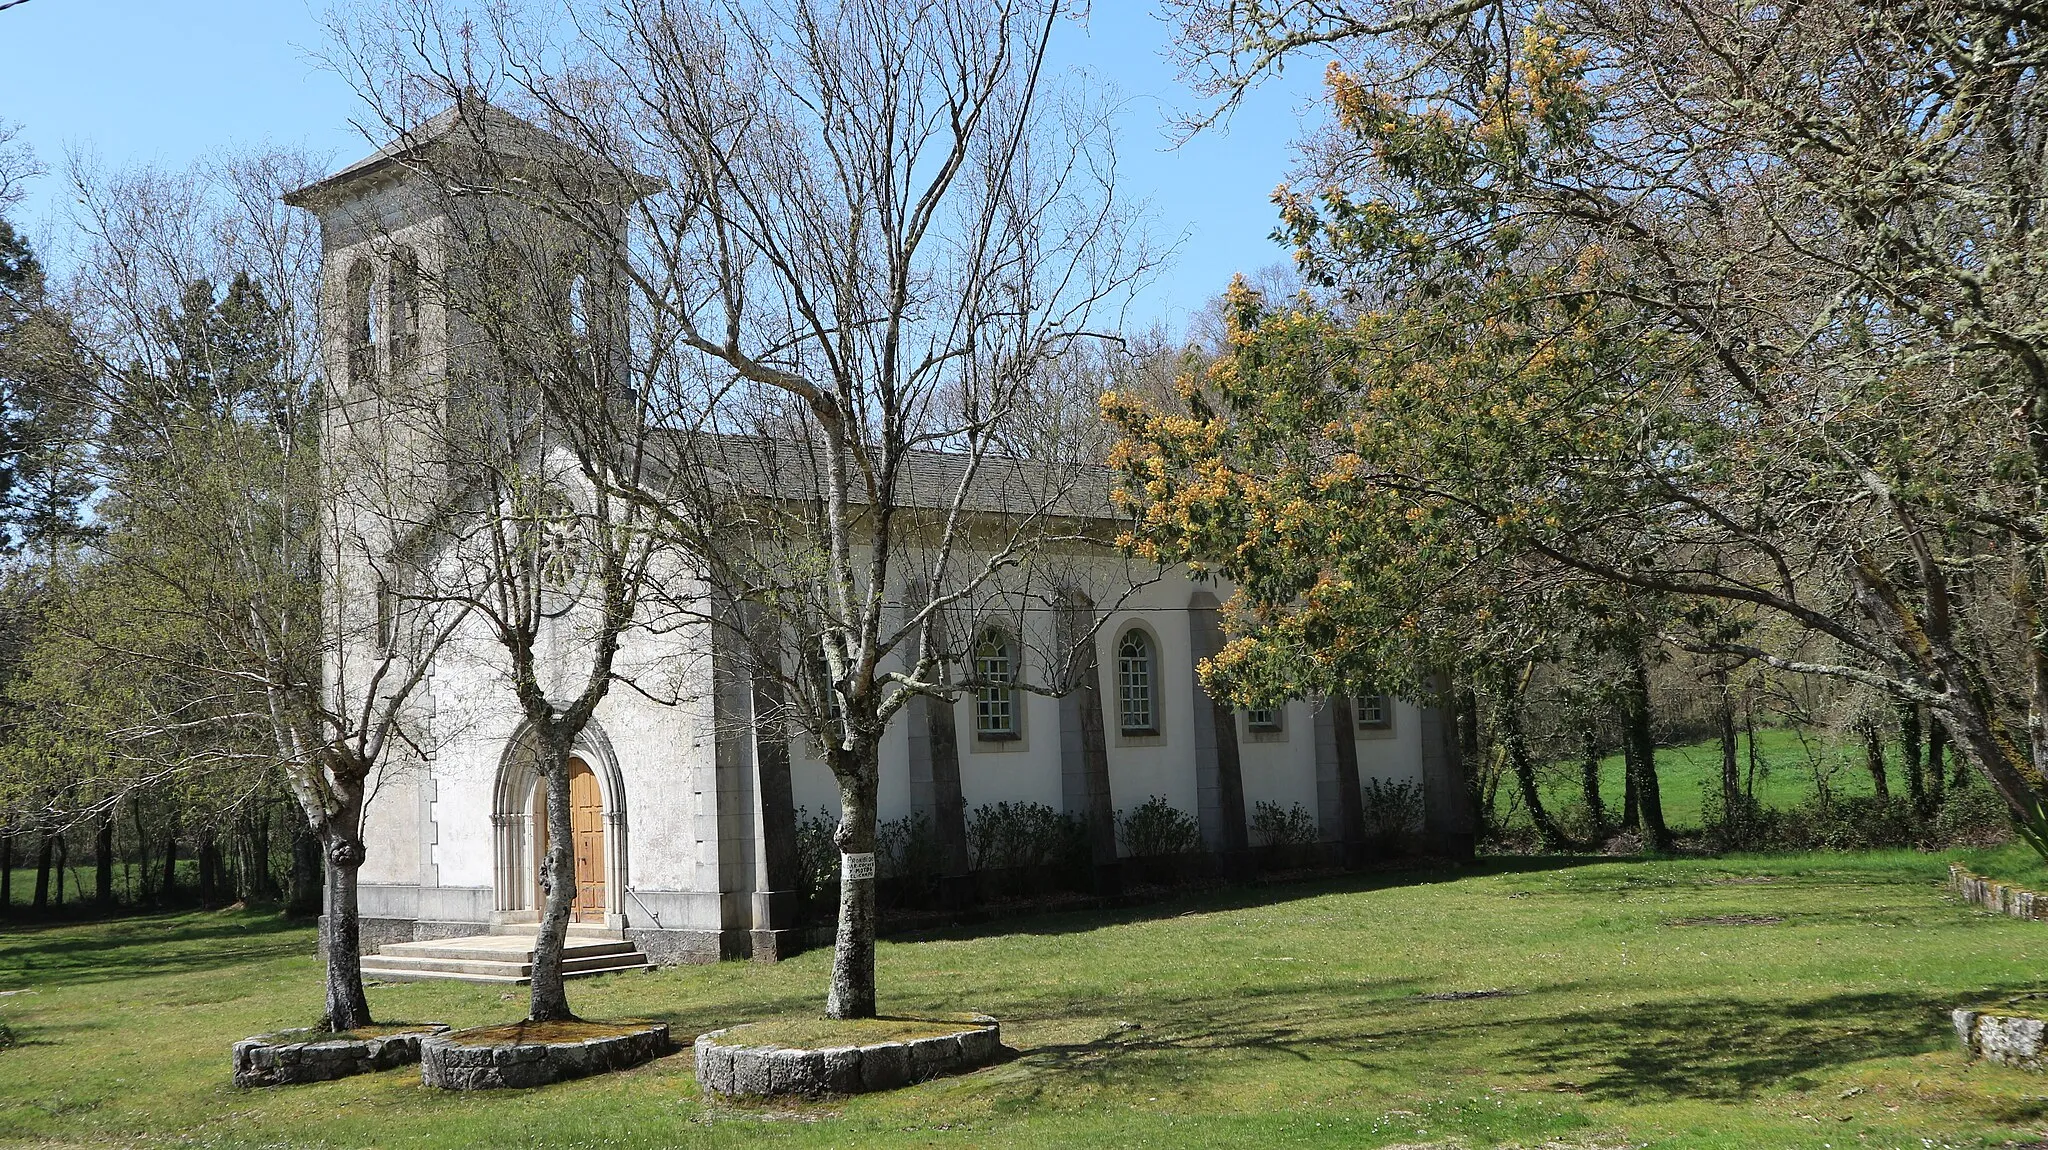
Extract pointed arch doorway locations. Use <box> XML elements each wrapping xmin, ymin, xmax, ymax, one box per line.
<box><xmin>493</xmin><ymin>726</ymin><xmax>628</xmax><ymax>929</ymax></box>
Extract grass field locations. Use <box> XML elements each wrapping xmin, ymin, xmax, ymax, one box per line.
<box><xmin>3</xmin><ymin>862</ymin><xmax>168</xmax><ymax>912</ymax></box>
<box><xmin>6</xmin><ymin>849</ymin><xmax>2048</xmax><ymax>1148</ymax></box>
<box><xmin>1518</xmin><ymin>728</ymin><xmax>1954</xmax><ymax>833</ymax></box>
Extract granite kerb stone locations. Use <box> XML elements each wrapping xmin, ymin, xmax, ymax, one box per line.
<box><xmin>694</xmin><ymin>1016</ymin><xmax>1002</xmax><ymax>1098</ymax></box>
<box><xmin>231</xmin><ymin>1024</ymin><xmax>450</xmax><ymax>1087</ymax></box>
<box><xmin>419</xmin><ymin>1023</ymin><xmax>672</xmax><ymax>1091</ymax></box>
<box><xmin>1956</xmin><ymin>1006</ymin><xmax>2048</xmax><ymax>1071</ymax></box>
<box><xmin>1949</xmin><ymin>863</ymin><xmax>2048</xmax><ymax>921</ymax></box>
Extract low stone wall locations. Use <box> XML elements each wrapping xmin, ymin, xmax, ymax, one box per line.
<box><xmin>694</xmin><ymin>1017</ymin><xmax>1002</xmax><ymax>1098</ymax></box>
<box><xmin>1949</xmin><ymin>863</ymin><xmax>2048</xmax><ymax>920</ymax></box>
<box><xmin>420</xmin><ymin>1023</ymin><xmax>671</xmax><ymax>1090</ymax></box>
<box><xmin>232</xmin><ymin>1025</ymin><xmax>448</xmax><ymax>1087</ymax></box>
<box><xmin>1956</xmin><ymin>1008</ymin><xmax>2048</xmax><ymax>1070</ymax></box>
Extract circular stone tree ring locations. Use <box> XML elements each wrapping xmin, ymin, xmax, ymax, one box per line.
<box><xmin>420</xmin><ymin>1020</ymin><xmax>671</xmax><ymax>1090</ymax></box>
<box><xmin>232</xmin><ymin>1023</ymin><xmax>450</xmax><ymax>1087</ymax></box>
<box><xmin>695</xmin><ymin>1015</ymin><xmax>1003</xmax><ymax>1098</ymax></box>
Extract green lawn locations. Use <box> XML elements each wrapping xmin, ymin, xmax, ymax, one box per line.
<box><xmin>5</xmin><ymin>851</ymin><xmax>2048</xmax><ymax>1148</ymax></box>
<box><xmin>1523</xmin><ymin>728</ymin><xmax>1945</xmax><ymax>833</ymax></box>
<box><xmin>3</xmin><ymin>862</ymin><xmax>165</xmax><ymax>911</ymax></box>
<box><xmin>1950</xmin><ymin>840</ymin><xmax>2048</xmax><ymax>889</ymax></box>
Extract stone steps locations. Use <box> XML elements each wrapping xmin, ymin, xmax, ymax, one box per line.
<box><xmin>362</xmin><ymin>929</ymin><xmax>654</xmax><ymax>985</ymax></box>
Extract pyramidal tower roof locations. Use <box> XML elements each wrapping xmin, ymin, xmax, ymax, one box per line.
<box><xmin>284</xmin><ymin>98</ymin><xmax>649</xmax><ymax>208</ymax></box>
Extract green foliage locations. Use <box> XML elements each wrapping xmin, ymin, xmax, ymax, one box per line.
<box><xmin>1360</xmin><ymin>778</ymin><xmax>1423</xmax><ymax>843</ymax></box>
<box><xmin>793</xmin><ymin>806</ymin><xmax>840</xmax><ymax>906</ymax></box>
<box><xmin>0</xmin><ymin>216</ymin><xmax>92</xmax><ymax>553</ymax></box>
<box><xmin>965</xmin><ymin>801</ymin><xmax>1087</xmax><ymax>871</ymax></box>
<box><xmin>1123</xmin><ymin>0</ymin><xmax>2048</xmax><ymax>865</ymax></box>
<box><xmin>876</xmin><ymin>811</ymin><xmax>941</xmax><ymax>881</ymax></box>
<box><xmin>1249</xmin><ymin>800</ymin><xmax>1317</xmax><ymax>848</ymax></box>
<box><xmin>1116</xmin><ymin>795</ymin><xmax>1200</xmax><ymax>858</ymax></box>
<box><xmin>1934</xmin><ymin>785</ymin><xmax>2014</xmax><ymax>849</ymax></box>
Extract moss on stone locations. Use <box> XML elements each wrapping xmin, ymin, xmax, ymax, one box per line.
<box><xmin>445</xmin><ymin>1019</ymin><xmax>658</xmax><ymax>1046</ymax></box>
<box><xmin>717</xmin><ymin>1015</ymin><xmax>984</xmax><ymax>1050</ymax></box>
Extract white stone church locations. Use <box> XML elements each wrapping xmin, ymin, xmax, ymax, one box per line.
<box><xmin>286</xmin><ymin>109</ymin><xmax>1473</xmax><ymax>982</ymax></box>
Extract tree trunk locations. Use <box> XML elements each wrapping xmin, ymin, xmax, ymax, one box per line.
<box><xmin>244</xmin><ymin>809</ymin><xmax>275</xmax><ymax>902</ymax></box>
<box><xmin>1745</xmin><ymin>700</ymin><xmax>1761</xmax><ymax>799</ymax></box>
<box><xmin>131</xmin><ymin>803</ymin><xmax>152</xmax><ymax>905</ymax></box>
<box><xmin>528</xmin><ymin>741</ymin><xmax>581</xmax><ymax>1023</ymax></box>
<box><xmin>1923</xmin><ymin>706</ymin><xmax>1945</xmax><ymax>810</ymax></box>
<box><xmin>1579</xmin><ymin>728</ymin><xmax>1607</xmax><ymax>830</ymax></box>
<box><xmin>32</xmin><ymin>831</ymin><xmax>51</xmax><ymax>912</ymax></box>
<box><xmin>1898</xmin><ymin>702</ymin><xmax>1928</xmax><ymax>816</ymax></box>
<box><xmin>1456</xmin><ymin>686</ymin><xmax>1485</xmax><ymax>835</ymax></box>
<box><xmin>287</xmin><ymin>824</ymin><xmax>322</xmax><ymax>917</ymax></box>
<box><xmin>1716</xmin><ymin>670</ymin><xmax>1741</xmax><ymax>827</ymax></box>
<box><xmin>160</xmin><ymin>831</ymin><xmax>178</xmax><ymax>905</ymax></box>
<box><xmin>197</xmin><ymin>828</ymin><xmax>221</xmax><ymax>907</ymax></box>
<box><xmin>52</xmin><ymin>831</ymin><xmax>65</xmax><ymax>908</ymax></box>
<box><xmin>1620</xmin><ymin>710</ymin><xmax>1640</xmax><ymax>830</ymax></box>
<box><xmin>1863</xmin><ymin>722</ymin><xmax>1890</xmax><ymax>803</ymax></box>
<box><xmin>96</xmin><ymin>817</ymin><xmax>115</xmax><ymax>908</ymax></box>
<box><xmin>321</xmin><ymin>834</ymin><xmax>374</xmax><ymax>1031</ymax></box>
<box><xmin>1623</xmin><ymin>650</ymin><xmax>1671</xmax><ymax>851</ymax></box>
<box><xmin>827</xmin><ymin>749</ymin><xmax>880</xmax><ymax>1020</ymax></box>
<box><xmin>1934</xmin><ymin>715</ymin><xmax>1960</xmax><ymax>788</ymax></box>
<box><xmin>1</xmin><ymin>834</ymin><xmax>12</xmax><ymax>916</ymax></box>
<box><xmin>1501</xmin><ymin>668</ymin><xmax>1572</xmax><ymax>850</ymax></box>
<box><xmin>1330</xmin><ymin>694</ymin><xmax>1368</xmax><ymax>864</ymax></box>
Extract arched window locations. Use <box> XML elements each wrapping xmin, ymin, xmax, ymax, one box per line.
<box><xmin>568</xmin><ymin>273</ymin><xmax>591</xmax><ymax>340</ymax></box>
<box><xmin>812</xmin><ymin>647</ymin><xmax>841</xmax><ymax>723</ymax></box>
<box><xmin>1117</xmin><ymin>629</ymin><xmax>1156</xmax><ymax>735</ymax></box>
<box><xmin>389</xmin><ymin>247</ymin><xmax>420</xmax><ymax>371</ymax></box>
<box><xmin>974</xmin><ymin>628</ymin><xmax>1018</xmax><ymax>739</ymax></box>
<box><xmin>345</xmin><ymin>258</ymin><xmax>376</xmax><ymax>385</ymax></box>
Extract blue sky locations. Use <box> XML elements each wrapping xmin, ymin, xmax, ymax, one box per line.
<box><xmin>0</xmin><ymin>1</ymin><xmax>1326</xmax><ymax>334</ymax></box>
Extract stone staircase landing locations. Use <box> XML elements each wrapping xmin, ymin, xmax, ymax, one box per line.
<box><xmin>361</xmin><ymin>925</ymin><xmax>652</xmax><ymax>984</ymax></box>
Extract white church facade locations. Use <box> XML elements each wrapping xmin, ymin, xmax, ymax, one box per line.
<box><xmin>286</xmin><ymin>110</ymin><xmax>1474</xmax><ymax>975</ymax></box>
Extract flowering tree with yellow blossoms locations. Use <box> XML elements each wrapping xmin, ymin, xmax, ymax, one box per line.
<box><xmin>1119</xmin><ymin>0</ymin><xmax>2048</xmax><ymax>858</ymax></box>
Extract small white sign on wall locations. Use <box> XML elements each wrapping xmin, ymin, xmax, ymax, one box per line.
<box><xmin>842</xmin><ymin>852</ymin><xmax>877</xmax><ymax>882</ymax></box>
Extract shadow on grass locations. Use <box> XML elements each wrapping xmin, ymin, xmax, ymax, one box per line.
<box><xmin>887</xmin><ymin>855</ymin><xmax>1615</xmax><ymax>947</ymax></box>
<box><xmin>1504</xmin><ymin>985</ymin><xmax>2016</xmax><ymax>1100</ymax></box>
<box><xmin>0</xmin><ymin>908</ymin><xmax>310</xmax><ymax>987</ymax></box>
<box><xmin>999</xmin><ymin>978</ymin><xmax>2031</xmax><ymax>1105</ymax></box>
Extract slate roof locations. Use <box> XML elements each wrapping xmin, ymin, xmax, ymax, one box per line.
<box><xmin>666</xmin><ymin>433</ymin><xmax>1120</xmax><ymax>523</ymax></box>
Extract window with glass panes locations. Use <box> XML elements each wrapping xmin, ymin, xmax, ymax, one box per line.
<box><xmin>1246</xmin><ymin>705</ymin><xmax>1281</xmax><ymax>732</ymax></box>
<box><xmin>1117</xmin><ymin>629</ymin><xmax>1156</xmax><ymax>733</ymax></box>
<box><xmin>975</xmin><ymin>631</ymin><xmax>1017</xmax><ymax>737</ymax></box>
<box><xmin>1354</xmin><ymin>692</ymin><xmax>1392</xmax><ymax>730</ymax></box>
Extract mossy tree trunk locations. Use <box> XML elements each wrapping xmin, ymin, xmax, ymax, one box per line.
<box><xmin>1500</xmin><ymin>665</ymin><xmax>1572</xmax><ymax>850</ymax></box>
<box><xmin>529</xmin><ymin>736</ymin><xmax>581</xmax><ymax>1023</ymax></box>
<box><xmin>1579</xmin><ymin>730</ymin><xmax>1607</xmax><ymax>831</ymax></box>
<box><xmin>826</xmin><ymin>746</ymin><xmax>880</xmax><ymax>1020</ymax></box>
<box><xmin>1622</xmin><ymin>652</ymin><xmax>1669</xmax><ymax>852</ymax></box>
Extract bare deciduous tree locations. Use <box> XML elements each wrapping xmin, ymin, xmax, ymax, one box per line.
<box><xmin>61</xmin><ymin>152</ymin><xmax>470</xmax><ymax>1029</ymax></box>
<box><xmin>332</xmin><ymin>0</ymin><xmax>1155</xmax><ymax>1018</ymax></box>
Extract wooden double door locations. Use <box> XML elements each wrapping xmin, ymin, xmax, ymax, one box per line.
<box><xmin>537</xmin><ymin>756</ymin><xmax>608</xmax><ymax>923</ymax></box>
